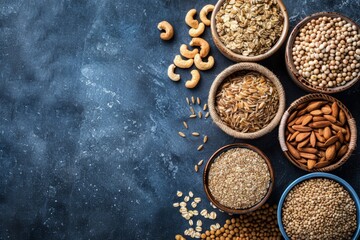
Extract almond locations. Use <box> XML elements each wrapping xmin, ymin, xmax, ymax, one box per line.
<box><xmin>287</xmin><ymin>125</ymin><xmax>296</xmax><ymax>134</ymax></box>
<box><xmin>299</xmin><ymin>152</ymin><xmax>318</xmax><ymax>160</ymax></box>
<box><xmin>310</xmin><ymin>131</ymin><xmax>316</xmax><ymax>147</ymax></box>
<box><xmin>287</xmin><ymin>110</ymin><xmax>298</xmax><ymax>123</ymax></box>
<box><xmin>324</xmin><ymin>136</ymin><xmax>339</xmax><ymax>147</ymax></box>
<box><xmin>295</xmin><ymin>115</ymin><xmax>305</xmax><ymax>125</ymax></box>
<box><xmin>295</xmin><ymin>132</ymin><xmax>311</xmax><ymax>142</ymax></box>
<box><xmin>315</xmin><ymin>132</ymin><xmax>326</xmax><ymax>143</ymax></box>
<box><xmin>323</xmin><ymin>114</ymin><xmax>337</xmax><ymax>123</ymax></box>
<box><xmin>337</xmin><ymin>145</ymin><xmax>348</xmax><ymax>158</ymax></box>
<box><xmin>298</xmin><ymin>147</ymin><xmax>318</xmax><ymax>154</ymax></box>
<box><xmin>323</xmin><ymin>127</ymin><xmax>332</xmax><ymax>140</ymax></box>
<box><xmin>286</xmin><ymin>142</ymin><xmax>301</xmax><ymax>159</ymax></box>
<box><xmin>338</xmin><ymin>110</ymin><xmax>346</xmax><ymax>126</ymax></box>
<box><xmin>335</xmin><ymin>141</ymin><xmax>341</xmax><ymax>151</ymax></box>
<box><xmin>331</xmin><ymin>102</ymin><xmax>339</xmax><ymax>118</ymax></box>
<box><xmin>309</xmin><ymin>110</ymin><xmax>323</xmax><ymax>116</ymax></box>
<box><xmin>314</xmin><ymin>161</ymin><xmax>331</xmax><ymax>169</ymax></box>
<box><xmin>308</xmin><ymin>121</ymin><xmax>331</xmax><ymax>128</ymax></box>
<box><xmin>306</xmin><ymin>101</ymin><xmax>326</xmax><ymax>112</ymax></box>
<box><xmin>336</xmin><ymin>131</ymin><xmax>344</xmax><ymax>144</ymax></box>
<box><xmin>289</xmin><ymin>131</ymin><xmax>300</xmax><ymax>142</ymax></box>
<box><xmin>296</xmin><ymin>158</ymin><xmax>308</xmax><ymax>165</ymax></box>
<box><xmin>296</xmin><ymin>107</ymin><xmax>308</xmax><ymax>117</ymax></box>
<box><xmin>307</xmin><ymin>159</ymin><xmax>317</xmax><ymax>170</ymax></box>
<box><xmin>298</xmin><ymin>138</ymin><xmax>310</xmax><ymax>148</ymax></box>
<box><xmin>301</xmin><ymin>115</ymin><xmax>313</xmax><ymax>126</ymax></box>
<box><xmin>325</xmin><ymin>144</ymin><xmax>336</xmax><ymax>161</ymax></box>
<box><xmin>292</xmin><ymin>125</ymin><xmax>312</xmax><ymax>132</ymax></box>
<box><xmin>331</xmin><ymin>124</ymin><xmax>347</xmax><ymax>134</ymax></box>
<box><xmin>321</xmin><ymin>105</ymin><xmax>332</xmax><ymax>115</ymax></box>
<box><xmin>345</xmin><ymin>125</ymin><xmax>350</xmax><ymax>142</ymax></box>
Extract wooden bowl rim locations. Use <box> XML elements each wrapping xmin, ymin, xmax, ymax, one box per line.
<box><xmin>208</xmin><ymin>62</ymin><xmax>286</xmax><ymax>139</ymax></box>
<box><xmin>203</xmin><ymin>143</ymin><xmax>275</xmax><ymax>214</ymax></box>
<box><xmin>285</xmin><ymin>11</ymin><xmax>360</xmax><ymax>93</ymax></box>
<box><xmin>210</xmin><ymin>0</ymin><xmax>289</xmax><ymax>62</ymax></box>
<box><xmin>278</xmin><ymin>93</ymin><xmax>357</xmax><ymax>172</ymax></box>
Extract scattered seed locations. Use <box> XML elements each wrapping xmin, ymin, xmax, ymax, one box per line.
<box><xmin>190</xmin><ymin>106</ymin><xmax>195</xmax><ymax>115</ymax></box>
<box><xmin>180</xmin><ymin>202</ymin><xmax>187</xmax><ymax>207</ymax></box>
<box><xmin>191</xmin><ymin>96</ymin><xmax>195</xmax><ymax>104</ymax></box>
<box><xmin>205</xmin><ymin>112</ymin><xmax>210</xmax><ymax>118</ymax></box>
<box><xmin>197</xmin><ymin>97</ymin><xmax>201</xmax><ymax>105</ymax></box>
<box><xmin>191</xmin><ymin>202</ymin><xmax>197</xmax><ymax>208</ymax></box>
<box><xmin>184</xmin><ymin>196</ymin><xmax>190</xmax><ymax>202</ymax></box>
<box><xmin>210</xmin><ymin>211</ymin><xmax>217</xmax><ymax>219</ymax></box>
<box><xmin>210</xmin><ymin>202</ymin><xmax>217</xmax><ymax>209</ymax></box>
<box><xmin>189</xmin><ymin>219</ymin><xmax>193</xmax><ymax>226</ymax></box>
<box><xmin>190</xmin><ymin>114</ymin><xmax>197</xmax><ymax>118</ymax></box>
<box><xmin>194</xmin><ymin>165</ymin><xmax>199</xmax><ymax>172</ymax></box>
<box><xmin>203</xmin><ymin>135</ymin><xmax>208</xmax><ymax>143</ymax></box>
<box><xmin>194</xmin><ymin>197</ymin><xmax>201</xmax><ymax>203</ymax></box>
<box><xmin>193</xmin><ymin>210</ymin><xmax>199</xmax><ymax>215</ymax></box>
<box><xmin>203</xmin><ymin>103</ymin><xmax>208</xmax><ymax>111</ymax></box>
<box><xmin>216</xmin><ymin>223</ymin><xmax>220</xmax><ymax>229</ymax></box>
<box><xmin>200</xmin><ymin>209</ymin><xmax>208</xmax><ymax>216</ymax></box>
<box><xmin>183</xmin><ymin>121</ymin><xmax>188</xmax><ymax>129</ymax></box>
<box><xmin>196</xmin><ymin>220</ymin><xmax>202</xmax><ymax>227</ymax></box>
<box><xmin>210</xmin><ymin>224</ymin><xmax>217</xmax><ymax>231</ymax></box>
<box><xmin>189</xmin><ymin>191</ymin><xmax>194</xmax><ymax>198</ymax></box>
<box><xmin>198</xmin><ymin>111</ymin><xmax>202</xmax><ymax>118</ymax></box>
<box><xmin>198</xmin><ymin>159</ymin><xmax>204</xmax><ymax>166</ymax></box>
<box><xmin>180</xmin><ymin>207</ymin><xmax>187</xmax><ymax>213</ymax></box>
<box><xmin>195</xmin><ymin>226</ymin><xmax>202</xmax><ymax>232</ymax></box>
<box><xmin>197</xmin><ymin>144</ymin><xmax>204</xmax><ymax>151</ymax></box>
<box><xmin>177</xmin><ymin>191</ymin><xmax>183</xmax><ymax>197</ymax></box>
<box><xmin>186</xmin><ymin>97</ymin><xmax>190</xmax><ymax>105</ymax></box>
<box><xmin>192</xmin><ymin>132</ymin><xmax>200</xmax><ymax>136</ymax></box>
<box><xmin>195</xmin><ymin>232</ymin><xmax>201</xmax><ymax>238</ymax></box>
<box><xmin>173</xmin><ymin>202</ymin><xmax>180</xmax><ymax>207</ymax></box>
<box><xmin>178</xmin><ymin>132</ymin><xmax>186</xmax><ymax>138</ymax></box>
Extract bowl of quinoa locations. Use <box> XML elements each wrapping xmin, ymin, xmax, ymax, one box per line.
<box><xmin>203</xmin><ymin>143</ymin><xmax>274</xmax><ymax>214</ymax></box>
<box><xmin>277</xmin><ymin>172</ymin><xmax>360</xmax><ymax>240</ymax></box>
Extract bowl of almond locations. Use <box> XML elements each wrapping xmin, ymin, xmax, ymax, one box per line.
<box><xmin>278</xmin><ymin>93</ymin><xmax>357</xmax><ymax>172</ymax></box>
<box><xmin>211</xmin><ymin>0</ymin><xmax>289</xmax><ymax>62</ymax></box>
<box><xmin>208</xmin><ymin>62</ymin><xmax>286</xmax><ymax>139</ymax></box>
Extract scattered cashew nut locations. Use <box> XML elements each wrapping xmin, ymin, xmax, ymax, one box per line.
<box><xmin>167</xmin><ymin>64</ymin><xmax>180</xmax><ymax>81</ymax></box>
<box><xmin>194</xmin><ymin>54</ymin><xmax>215</xmax><ymax>71</ymax></box>
<box><xmin>180</xmin><ymin>44</ymin><xmax>199</xmax><ymax>59</ymax></box>
<box><xmin>157</xmin><ymin>21</ymin><xmax>174</xmax><ymax>40</ymax></box>
<box><xmin>173</xmin><ymin>55</ymin><xmax>194</xmax><ymax>69</ymax></box>
<box><xmin>185</xmin><ymin>9</ymin><xmax>199</xmax><ymax>28</ymax></box>
<box><xmin>189</xmin><ymin>22</ymin><xmax>205</xmax><ymax>37</ymax></box>
<box><xmin>185</xmin><ymin>70</ymin><xmax>201</xmax><ymax>89</ymax></box>
<box><xmin>200</xmin><ymin>5</ymin><xmax>214</xmax><ymax>26</ymax></box>
<box><xmin>190</xmin><ymin>37</ymin><xmax>210</xmax><ymax>58</ymax></box>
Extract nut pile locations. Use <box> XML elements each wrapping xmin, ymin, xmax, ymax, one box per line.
<box><xmin>282</xmin><ymin>178</ymin><xmax>357</xmax><ymax>240</ymax></box>
<box><xmin>208</xmin><ymin>148</ymin><xmax>270</xmax><ymax>209</ymax></box>
<box><xmin>162</xmin><ymin>5</ymin><xmax>215</xmax><ymax>89</ymax></box>
<box><xmin>216</xmin><ymin>72</ymin><xmax>279</xmax><ymax>133</ymax></box>
<box><xmin>200</xmin><ymin>204</ymin><xmax>281</xmax><ymax>239</ymax></box>
<box><xmin>292</xmin><ymin>16</ymin><xmax>360</xmax><ymax>89</ymax></box>
<box><xmin>285</xmin><ymin>100</ymin><xmax>351</xmax><ymax>170</ymax></box>
<box><xmin>215</xmin><ymin>0</ymin><xmax>284</xmax><ymax>56</ymax></box>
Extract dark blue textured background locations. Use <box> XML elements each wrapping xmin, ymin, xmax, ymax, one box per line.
<box><xmin>0</xmin><ymin>0</ymin><xmax>359</xmax><ymax>239</ymax></box>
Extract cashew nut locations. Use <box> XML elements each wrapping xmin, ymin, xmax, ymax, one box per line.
<box><xmin>185</xmin><ymin>9</ymin><xmax>199</xmax><ymax>28</ymax></box>
<box><xmin>185</xmin><ymin>70</ymin><xmax>201</xmax><ymax>89</ymax></box>
<box><xmin>167</xmin><ymin>64</ymin><xmax>180</xmax><ymax>81</ymax></box>
<box><xmin>200</xmin><ymin>5</ymin><xmax>214</xmax><ymax>26</ymax></box>
<box><xmin>190</xmin><ymin>37</ymin><xmax>210</xmax><ymax>58</ymax></box>
<box><xmin>157</xmin><ymin>21</ymin><xmax>174</xmax><ymax>40</ymax></box>
<box><xmin>189</xmin><ymin>22</ymin><xmax>205</xmax><ymax>37</ymax></box>
<box><xmin>180</xmin><ymin>44</ymin><xmax>199</xmax><ymax>59</ymax></box>
<box><xmin>173</xmin><ymin>55</ymin><xmax>194</xmax><ymax>69</ymax></box>
<box><xmin>194</xmin><ymin>54</ymin><xmax>215</xmax><ymax>71</ymax></box>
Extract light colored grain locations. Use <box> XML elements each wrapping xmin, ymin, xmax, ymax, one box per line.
<box><xmin>203</xmin><ymin>135</ymin><xmax>208</xmax><ymax>143</ymax></box>
<box><xmin>198</xmin><ymin>111</ymin><xmax>202</xmax><ymax>119</ymax></box>
<box><xmin>184</xmin><ymin>196</ymin><xmax>190</xmax><ymax>202</ymax></box>
<box><xmin>197</xmin><ymin>144</ymin><xmax>204</xmax><ymax>151</ymax></box>
<box><xmin>191</xmin><ymin>96</ymin><xmax>195</xmax><ymax>104</ymax></box>
<box><xmin>189</xmin><ymin>191</ymin><xmax>193</xmax><ymax>198</ymax></box>
<box><xmin>173</xmin><ymin>202</ymin><xmax>180</xmax><ymax>207</ymax></box>
<box><xmin>203</xmin><ymin>103</ymin><xmax>208</xmax><ymax>111</ymax></box>
<box><xmin>177</xmin><ymin>191</ymin><xmax>183</xmax><ymax>197</ymax></box>
<box><xmin>189</xmin><ymin>219</ymin><xmax>193</xmax><ymax>226</ymax></box>
<box><xmin>183</xmin><ymin>121</ymin><xmax>188</xmax><ymax>129</ymax></box>
<box><xmin>197</xmin><ymin>97</ymin><xmax>201</xmax><ymax>105</ymax></box>
<box><xmin>190</xmin><ymin>114</ymin><xmax>197</xmax><ymax>118</ymax></box>
<box><xmin>194</xmin><ymin>165</ymin><xmax>199</xmax><ymax>172</ymax></box>
<box><xmin>198</xmin><ymin>159</ymin><xmax>204</xmax><ymax>166</ymax></box>
<box><xmin>192</xmin><ymin>132</ymin><xmax>200</xmax><ymax>136</ymax></box>
<box><xmin>194</xmin><ymin>197</ymin><xmax>201</xmax><ymax>203</ymax></box>
<box><xmin>190</xmin><ymin>106</ymin><xmax>195</xmax><ymax>115</ymax></box>
<box><xmin>180</xmin><ymin>202</ymin><xmax>187</xmax><ymax>207</ymax></box>
<box><xmin>205</xmin><ymin>112</ymin><xmax>210</xmax><ymax>118</ymax></box>
<box><xmin>178</xmin><ymin>132</ymin><xmax>186</xmax><ymax>138</ymax></box>
<box><xmin>186</xmin><ymin>97</ymin><xmax>190</xmax><ymax>105</ymax></box>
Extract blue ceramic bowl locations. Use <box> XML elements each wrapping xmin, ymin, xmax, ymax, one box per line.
<box><xmin>277</xmin><ymin>172</ymin><xmax>360</xmax><ymax>240</ymax></box>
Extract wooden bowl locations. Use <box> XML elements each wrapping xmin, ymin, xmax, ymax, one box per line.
<box><xmin>211</xmin><ymin>0</ymin><xmax>289</xmax><ymax>62</ymax></box>
<box><xmin>208</xmin><ymin>62</ymin><xmax>286</xmax><ymax>139</ymax></box>
<box><xmin>203</xmin><ymin>143</ymin><xmax>274</xmax><ymax>214</ymax></box>
<box><xmin>278</xmin><ymin>93</ymin><xmax>357</xmax><ymax>172</ymax></box>
<box><xmin>285</xmin><ymin>12</ymin><xmax>360</xmax><ymax>93</ymax></box>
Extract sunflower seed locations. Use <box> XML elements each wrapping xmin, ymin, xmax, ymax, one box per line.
<box><xmin>192</xmin><ymin>132</ymin><xmax>200</xmax><ymax>136</ymax></box>
<box><xmin>197</xmin><ymin>97</ymin><xmax>201</xmax><ymax>105</ymax></box>
<box><xmin>178</xmin><ymin>132</ymin><xmax>186</xmax><ymax>138</ymax></box>
<box><xmin>197</xmin><ymin>144</ymin><xmax>204</xmax><ymax>151</ymax></box>
<box><xmin>191</xmin><ymin>96</ymin><xmax>195</xmax><ymax>104</ymax></box>
<box><xmin>183</xmin><ymin>121</ymin><xmax>188</xmax><ymax>129</ymax></box>
<box><xmin>203</xmin><ymin>135</ymin><xmax>208</xmax><ymax>143</ymax></box>
<box><xmin>198</xmin><ymin>160</ymin><xmax>204</xmax><ymax>166</ymax></box>
<box><xmin>177</xmin><ymin>191</ymin><xmax>183</xmax><ymax>197</ymax></box>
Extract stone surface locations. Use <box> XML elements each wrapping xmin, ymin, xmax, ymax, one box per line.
<box><xmin>0</xmin><ymin>0</ymin><xmax>359</xmax><ymax>239</ymax></box>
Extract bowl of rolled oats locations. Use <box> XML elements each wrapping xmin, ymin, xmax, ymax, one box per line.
<box><xmin>211</xmin><ymin>0</ymin><xmax>289</xmax><ymax>62</ymax></box>
<box><xmin>203</xmin><ymin>143</ymin><xmax>274</xmax><ymax>214</ymax></box>
<box><xmin>286</xmin><ymin>12</ymin><xmax>360</xmax><ymax>93</ymax></box>
<box><xmin>208</xmin><ymin>62</ymin><xmax>286</xmax><ymax>139</ymax></box>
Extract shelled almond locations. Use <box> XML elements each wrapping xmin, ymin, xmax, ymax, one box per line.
<box><xmin>285</xmin><ymin>100</ymin><xmax>351</xmax><ymax>170</ymax></box>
